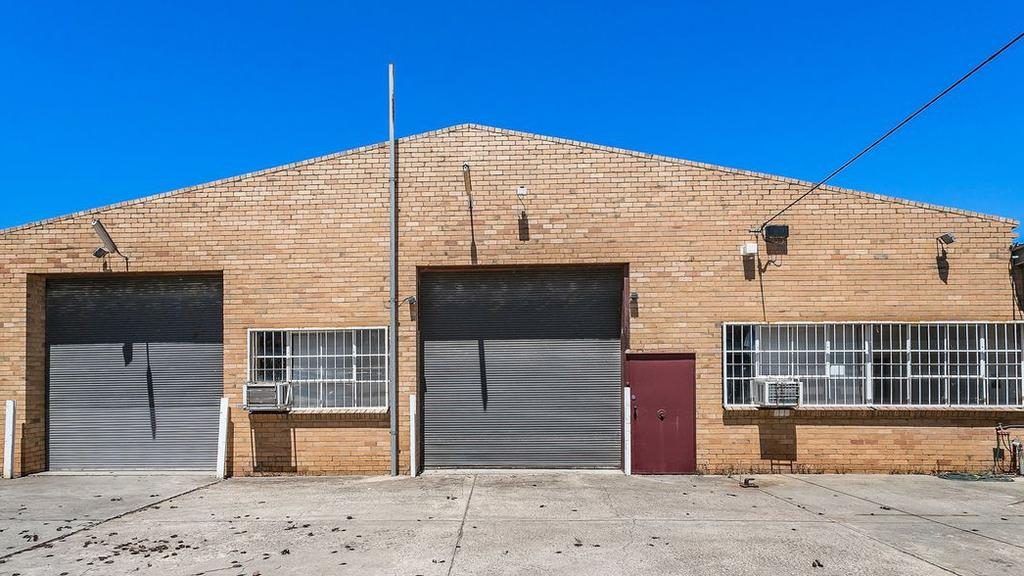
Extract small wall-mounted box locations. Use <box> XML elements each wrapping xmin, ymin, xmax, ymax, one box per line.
<box><xmin>739</xmin><ymin>242</ymin><xmax>758</xmax><ymax>257</ymax></box>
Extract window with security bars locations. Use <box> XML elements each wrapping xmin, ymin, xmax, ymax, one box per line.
<box><xmin>723</xmin><ymin>323</ymin><xmax>1024</xmax><ymax>407</ymax></box>
<box><xmin>248</xmin><ymin>328</ymin><xmax>388</xmax><ymax>409</ymax></box>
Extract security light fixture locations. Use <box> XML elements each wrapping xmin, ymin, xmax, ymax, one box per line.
<box><xmin>763</xmin><ymin>224</ymin><xmax>789</xmax><ymax>243</ymax></box>
<box><xmin>740</xmin><ymin>242</ymin><xmax>758</xmax><ymax>257</ymax></box>
<box><xmin>90</xmin><ymin>218</ymin><xmax>129</xmax><ymax>270</ymax></box>
<box><xmin>399</xmin><ymin>295</ymin><xmax>418</xmax><ymax>321</ymax></box>
<box><xmin>934</xmin><ymin>233</ymin><xmax>955</xmax><ymax>284</ymax></box>
<box><xmin>91</xmin><ymin>219</ymin><xmax>120</xmax><ymax>256</ymax></box>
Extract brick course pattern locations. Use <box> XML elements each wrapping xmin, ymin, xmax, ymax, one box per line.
<box><xmin>0</xmin><ymin>124</ymin><xmax>1020</xmax><ymax>477</ymax></box>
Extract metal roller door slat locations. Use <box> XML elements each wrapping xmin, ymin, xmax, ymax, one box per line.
<box><xmin>420</xmin><ymin>267</ymin><xmax>623</xmax><ymax>469</ymax></box>
<box><xmin>46</xmin><ymin>275</ymin><xmax>223</xmax><ymax>471</ymax></box>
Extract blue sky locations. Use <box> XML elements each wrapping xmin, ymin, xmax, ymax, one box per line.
<box><xmin>1</xmin><ymin>2</ymin><xmax>1021</xmax><ymax>239</ymax></box>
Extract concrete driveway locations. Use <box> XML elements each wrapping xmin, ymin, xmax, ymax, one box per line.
<box><xmin>0</xmin><ymin>472</ymin><xmax>1021</xmax><ymax>575</ymax></box>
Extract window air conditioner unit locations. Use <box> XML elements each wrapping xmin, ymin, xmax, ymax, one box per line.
<box><xmin>244</xmin><ymin>383</ymin><xmax>291</xmax><ymax>412</ymax></box>
<box><xmin>752</xmin><ymin>376</ymin><xmax>801</xmax><ymax>408</ymax></box>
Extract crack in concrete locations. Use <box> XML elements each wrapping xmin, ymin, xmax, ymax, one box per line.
<box><xmin>757</xmin><ymin>482</ymin><xmax>964</xmax><ymax>576</ymax></box>
<box><xmin>445</xmin><ymin>474</ymin><xmax>476</xmax><ymax>576</ymax></box>
<box><xmin>0</xmin><ymin>479</ymin><xmax>221</xmax><ymax>563</ymax></box>
<box><xmin>787</xmin><ymin>475</ymin><xmax>1024</xmax><ymax>551</ymax></box>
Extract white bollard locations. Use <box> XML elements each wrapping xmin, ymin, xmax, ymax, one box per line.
<box><xmin>623</xmin><ymin>388</ymin><xmax>631</xmax><ymax>476</ymax></box>
<box><xmin>215</xmin><ymin>397</ymin><xmax>229</xmax><ymax>479</ymax></box>
<box><xmin>409</xmin><ymin>394</ymin><xmax>417</xmax><ymax>477</ymax></box>
<box><xmin>3</xmin><ymin>400</ymin><xmax>15</xmax><ymax>479</ymax></box>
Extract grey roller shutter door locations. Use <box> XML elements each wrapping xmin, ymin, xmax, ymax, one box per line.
<box><xmin>46</xmin><ymin>275</ymin><xmax>223</xmax><ymax>471</ymax></box>
<box><xmin>420</xmin><ymin>267</ymin><xmax>623</xmax><ymax>469</ymax></box>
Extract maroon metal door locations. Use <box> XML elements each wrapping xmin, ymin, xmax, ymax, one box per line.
<box><xmin>628</xmin><ymin>353</ymin><xmax>697</xmax><ymax>474</ymax></box>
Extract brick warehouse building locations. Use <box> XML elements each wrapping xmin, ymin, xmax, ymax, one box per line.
<box><xmin>1</xmin><ymin>124</ymin><xmax>1022</xmax><ymax>477</ymax></box>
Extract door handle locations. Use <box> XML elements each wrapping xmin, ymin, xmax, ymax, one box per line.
<box><xmin>632</xmin><ymin>404</ymin><xmax>638</xmax><ymax>419</ymax></box>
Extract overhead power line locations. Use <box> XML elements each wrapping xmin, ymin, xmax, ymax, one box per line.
<box><xmin>758</xmin><ymin>30</ymin><xmax>1024</xmax><ymax>232</ymax></box>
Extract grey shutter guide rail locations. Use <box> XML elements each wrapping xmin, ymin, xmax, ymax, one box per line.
<box><xmin>420</xmin><ymin>267</ymin><xmax>624</xmax><ymax>469</ymax></box>
<box><xmin>46</xmin><ymin>275</ymin><xmax>223</xmax><ymax>471</ymax></box>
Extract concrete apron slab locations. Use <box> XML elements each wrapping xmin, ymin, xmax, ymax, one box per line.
<box><xmin>452</xmin><ymin>519</ymin><xmax>951</xmax><ymax>576</ymax></box>
<box><xmin>0</xmin><ymin>475</ymin><xmax>217</xmax><ymax>561</ymax></box>
<box><xmin>0</xmin><ymin>473</ymin><xmax>1021</xmax><ymax>576</ymax></box>
<box><xmin>758</xmin><ymin>474</ymin><xmax>1024</xmax><ymax>576</ymax></box>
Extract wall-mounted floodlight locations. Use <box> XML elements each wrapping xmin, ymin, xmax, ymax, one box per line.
<box><xmin>763</xmin><ymin>224</ymin><xmax>790</xmax><ymax>256</ymax></box>
<box><xmin>935</xmin><ymin>233</ymin><xmax>954</xmax><ymax>284</ymax></box>
<box><xmin>739</xmin><ymin>242</ymin><xmax>758</xmax><ymax>257</ymax></box>
<box><xmin>90</xmin><ymin>218</ymin><xmax>129</xmax><ymax>270</ymax></box>
<box><xmin>764</xmin><ymin>225</ymin><xmax>789</xmax><ymax>243</ymax></box>
<box><xmin>91</xmin><ymin>219</ymin><xmax>120</xmax><ymax>257</ymax></box>
<box><xmin>399</xmin><ymin>295</ymin><xmax>418</xmax><ymax>321</ymax></box>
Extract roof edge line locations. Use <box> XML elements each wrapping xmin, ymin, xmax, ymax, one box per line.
<box><xmin>0</xmin><ymin>124</ymin><xmax>479</xmax><ymax>237</ymax></box>
<box><xmin>1</xmin><ymin>122</ymin><xmax>1017</xmax><ymax>235</ymax></box>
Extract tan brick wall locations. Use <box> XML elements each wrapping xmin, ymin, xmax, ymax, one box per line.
<box><xmin>0</xmin><ymin>125</ymin><xmax>1020</xmax><ymax>476</ymax></box>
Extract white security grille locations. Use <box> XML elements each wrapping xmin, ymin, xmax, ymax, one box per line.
<box><xmin>248</xmin><ymin>328</ymin><xmax>388</xmax><ymax>409</ymax></box>
<box><xmin>723</xmin><ymin>322</ymin><xmax>1024</xmax><ymax>408</ymax></box>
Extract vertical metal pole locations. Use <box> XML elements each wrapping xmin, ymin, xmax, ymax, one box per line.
<box><xmin>3</xmin><ymin>400</ymin><xmax>14</xmax><ymax>479</ymax></box>
<box><xmin>388</xmin><ymin>63</ymin><xmax>399</xmax><ymax>476</ymax></box>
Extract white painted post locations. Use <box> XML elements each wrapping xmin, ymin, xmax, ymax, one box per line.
<box><xmin>215</xmin><ymin>397</ymin><xmax>229</xmax><ymax>479</ymax></box>
<box><xmin>3</xmin><ymin>400</ymin><xmax>15</xmax><ymax>479</ymax></box>
<box><xmin>623</xmin><ymin>387</ymin><xmax>631</xmax><ymax>476</ymax></box>
<box><xmin>409</xmin><ymin>394</ymin><xmax>417</xmax><ymax>477</ymax></box>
